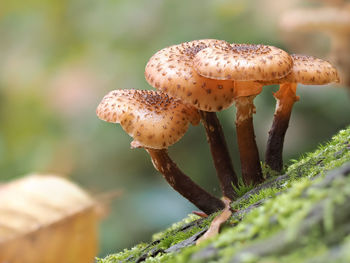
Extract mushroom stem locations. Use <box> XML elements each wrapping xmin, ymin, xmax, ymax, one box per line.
<box><xmin>265</xmin><ymin>83</ymin><xmax>299</xmax><ymax>172</ymax></box>
<box><xmin>235</xmin><ymin>95</ymin><xmax>264</xmax><ymax>186</ymax></box>
<box><xmin>199</xmin><ymin>110</ymin><xmax>239</xmax><ymax>199</ymax></box>
<box><xmin>146</xmin><ymin>148</ymin><xmax>225</xmax><ymax>214</ymax></box>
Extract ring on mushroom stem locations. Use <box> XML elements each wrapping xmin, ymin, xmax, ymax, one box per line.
<box><xmin>145</xmin><ymin>39</ymin><xmax>239</xmax><ymax>199</ymax></box>
<box><xmin>259</xmin><ymin>54</ymin><xmax>340</xmax><ymax>172</ymax></box>
<box><xmin>96</xmin><ymin>89</ymin><xmax>224</xmax><ymax>214</ymax></box>
<box><xmin>234</xmin><ymin>85</ymin><xmax>263</xmax><ymax>185</ymax></box>
<box><xmin>193</xmin><ymin>43</ymin><xmax>294</xmax><ymax>185</ymax></box>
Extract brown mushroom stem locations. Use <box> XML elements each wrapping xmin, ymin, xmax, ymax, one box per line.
<box><xmin>199</xmin><ymin>110</ymin><xmax>239</xmax><ymax>199</ymax></box>
<box><xmin>265</xmin><ymin>83</ymin><xmax>299</xmax><ymax>172</ymax></box>
<box><xmin>235</xmin><ymin>95</ymin><xmax>264</xmax><ymax>186</ymax></box>
<box><xmin>146</xmin><ymin>148</ymin><xmax>225</xmax><ymax>214</ymax></box>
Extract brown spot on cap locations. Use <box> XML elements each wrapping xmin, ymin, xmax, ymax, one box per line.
<box><xmin>259</xmin><ymin>54</ymin><xmax>340</xmax><ymax>85</ymax></box>
<box><xmin>145</xmin><ymin>39</ymin><xmax>236</xmax><ymax>112</ymax></box>
<box><xmin>193</xmin><ymin>43</ymin><xmax>293</xmax><ymax>81</ymax></box>
<box><xmin>96</xmin><ymin>89</ymin><xmax>200</xmax><ymax>149</ymax></box>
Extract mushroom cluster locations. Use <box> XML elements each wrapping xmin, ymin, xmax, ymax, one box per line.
<box><xmin>97</xmin><ymin>39</ymin><xmax>339</xmax><ymax>214</ymax></box>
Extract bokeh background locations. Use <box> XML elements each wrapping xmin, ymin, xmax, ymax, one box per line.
<box><xmin>1</xmin><ymin>0</ymin><xmax>349</xmax><ymax>257</ymax></box>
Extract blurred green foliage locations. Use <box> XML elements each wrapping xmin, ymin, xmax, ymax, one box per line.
<box><xmin>0</xmin><ymin>0</ymin><xmax>349</xmax><ymax>257</ymax></box>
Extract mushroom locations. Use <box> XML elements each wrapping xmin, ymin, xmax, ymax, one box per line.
<box><xmin>193</xmin><ymin>43</ymin><xmax>293</xmax><ymax>185</ymax></box>
<box><xmin>260</xmin><ymin>54</ymin><xmax>339</xmax><ymax>172</ymax></box>
<box><xmin>96</xmin><ymin>89</ymin><xmax>224</xmax><ymax>214</ymax></box>
<box><xmin>145</xmin><ymin>39</ymin><xmax>239</xmax><ymax>199</ymax></box>
<box><xmin>280</xmin><ymin>7</ymin><xmax>350</xmax><ymax>86</ymax></box>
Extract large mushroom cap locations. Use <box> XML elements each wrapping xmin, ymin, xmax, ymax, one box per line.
<box><xmin>193</xmin><ymin>43</ymin><xmax>293</xmax><ymax>81</ymax></box>
<box><xmin>145</xmin><ymin>39</ymin><xmax>236</xmax><ymax>112</ymax></box>
<box><xmin>96</xmin><ymin>89</ymin><xmax>200</xmax><ymax>149</ymax></box>
<box><xmin>259</xmin><ymin>54</ymin><xmax>340</xmax><ymax>85</ymax></box>
<box><xmin>280</xmin><ymin>7</ymin><xmax>350</xmax><ymax>33</ymax></box>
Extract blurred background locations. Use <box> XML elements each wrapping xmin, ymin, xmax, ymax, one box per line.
<box><xmin>0</xmin><ymin>0</ymin><xmax>349</xmax><ymax>257</ymax></box>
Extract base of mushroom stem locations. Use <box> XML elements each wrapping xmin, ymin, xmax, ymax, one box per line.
<box><xmin>192</xmin><ymin>211</ymin><xmax>208</xmax><ymax>218</ymax></box>
<box><xmin>146</xmin><ymin>148</ymin><xmax>225</xmax><ymax>214</ymax></box>
<box><xmin>265</xmin><ymin>114</ymin><xmax>291</xmax><ymax>172</ymax></box>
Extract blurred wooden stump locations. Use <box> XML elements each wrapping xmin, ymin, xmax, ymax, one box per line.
<box><xmin>0</xmin><ymin>175</ymin><xmax>98</xmax><ymax>263</ymax></box>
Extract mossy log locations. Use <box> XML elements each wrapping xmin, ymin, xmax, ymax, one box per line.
<box><xmin>99</xmin><ymin>126</ymin><xmax>350</xmax><ymax>263</ymax></box>
<box><xmin>193</xmin><ymin>164</ymin><xmax>350</xmax><ymax>262</ymax></box>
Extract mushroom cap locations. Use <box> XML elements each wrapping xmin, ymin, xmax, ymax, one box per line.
<box><xmin>259</xmin><ymin>54</ymin><xmax>340</xmax><ymax>85</ymax></box>
<box><xmin>193</xmin><ymin>43</ymin><xmax>293</xmax><ymax>81</ymax></box>
<box><xmin>145</xmin><ymin>39</ymin><xmax>236</xmax><ymax>112</ymax></box>
<box><xmin>280</xmin><ymin>8</ymin><xmax>350</xmax><ymax>33</ymax></box>
<box><xmin>96</xmin><ymin>89</ymin><xmax>200</xmax><ymax>149</ymax></box>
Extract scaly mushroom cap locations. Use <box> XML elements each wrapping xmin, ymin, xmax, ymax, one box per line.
<box><xmin>96</xmin><ymin>89</ymin><xmax>200</xmax><ymax>149</ymax></box>
<box><xmin>259</xmin><ymin>54</ymin><xmax>340</xmax><ymax>85</ymax></box>
<box><xmin>280</xmin><ymin>8</ymin><xmax>350</xmax><ymax>33</ymax></box>
<box><xmin>193</xmin><ymin>43</ymin><xmax>293</xmax><ymax>81</ymax></box>
<box><xmin>145</xmin><ymin>39</ymin><xmax>236</xmax><ymax>112</ymax></box>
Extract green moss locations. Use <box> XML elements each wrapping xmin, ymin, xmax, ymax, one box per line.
<box><xmin>232</xmin><ymin>180</ymin><xmax>254</xmax><ymax>198</ymax></box>
<box><xmin>234</xmin><ymin>186</ymin><xmax>280</xmax><ymax>209</ymax></box>
<box><xmin>286</xmin><ymin>128</ymin><xmax>350</xmax><ymax>179</ymax></box>
<box><xmin>170</xmin><ymin>167</ymin><xmax>350</xmax><ymax>263</ymax></box>
<box><xmin>99</xmin><ymin>126</ymin><xmax>350</xmax><ymax>263</ymax></box>
<box><xmin>152</xmin><ymin>214</ymin><xmax>201</xmax><ymax>241</ymax></box>
<box><xmin>233</xmin><ymin>127</ymin><xmax>350</xmax><ymax>211</ymax></box>
<box><xmin>157</xmin><ymin>225</ymin><xmax>203</xmax><ymax>250</ymax></box>
<box><xmin>96</xmin><ymin>243</ymin><xmax>148</xmax><ymax>263</ymax></box>
<box><xmin>154</xmin><ymin>212</ymin><xmax>219</xmax><ymax>250</ymax></box>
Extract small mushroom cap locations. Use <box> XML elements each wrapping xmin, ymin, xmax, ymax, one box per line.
<box><xmin>280</xmin><ymin>8</ymin><xmax>350</xmax><ymax>33</ymax></box>
<box><xmin>145</xmin><ymin>39</ymin><xmax>236</xmax><ymax>112</ymax></box>
<box><xmin>259</xmin><ymin>54</ymin><xmax>340</xmax><ymax>85</ymax></box>
<box><xmin>96</xmin><ymin>89</ymin><xmax>200</xmax><ymax>149</ymax></box>
<box><xmin>193</xmin><ymin>43</ymin><xmax>293</xmax><ymax>81</ymax></box>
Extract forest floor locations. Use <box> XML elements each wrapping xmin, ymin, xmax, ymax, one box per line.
<box><xmin>98</xmin><ymin>126</ymin><xmax>350</xmax><ymax>263</ymax></box>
